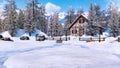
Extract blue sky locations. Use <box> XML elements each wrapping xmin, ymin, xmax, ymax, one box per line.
<box><xmin>0</xmin><ymin>0</ymin><xmax>120</xmax><ymax>13</ymax></box>
<box><xmin>0</xmin><ymin>0</ymin><xmax>108</xmax><ymax>11</ymax></box>
<box><xmin>40</xmin><ymin>0</ymin><xmax>108</xmax><ymax>11</ymax></box>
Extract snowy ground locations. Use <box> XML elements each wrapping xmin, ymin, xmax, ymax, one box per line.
<box><xmin>0</xmin><ymin>37</ymin><xmax>120</xmax><ymax>68</ymax></box>
<box><xmin>0</xmin><ymin>37</ymin><xmax>56</xmax><ymax>68</ymax></box>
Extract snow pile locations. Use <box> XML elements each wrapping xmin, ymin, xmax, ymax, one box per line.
<box><xmin>102</xmin><ymin>32</ymin><xmax>110</xmax><ymax>37</ymax></box>
<box><xmin>80</xmin><ymin>35</ymin><xmax>92</xmax><ymax>38</ymax></box>
<box><xmin>0</xmin><ymin>31</ymin><xmax>11</xmax><ymax>38</ymax></box>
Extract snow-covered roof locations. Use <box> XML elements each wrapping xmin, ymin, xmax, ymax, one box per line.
<box><xmin>81</xmin><ymin>13</ymin><xmax>88</xmax><ymax>19</ymax></box>
<box><xmin>68</xmin><ymin>14</ymin><xmax>88</xmax><ymax>30</ymax></box>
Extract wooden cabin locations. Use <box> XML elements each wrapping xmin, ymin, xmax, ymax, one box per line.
<box><xmin>68</xmin><ymin>14</ymin><xmax>88</xmax><ymax>36</ymax></box>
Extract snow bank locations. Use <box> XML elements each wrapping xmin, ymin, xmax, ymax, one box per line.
<box><xmin>0</xmin><ymin>31</ymin><xmax>11</xmax><ymax>38</ymax></box>
<box><xmin>101</xmin><ymin>32</ymin><xmax>109</xmax><ymax>38</ymax></box>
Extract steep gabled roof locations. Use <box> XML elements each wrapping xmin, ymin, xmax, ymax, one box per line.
<box><xmin>68</xmin><ymin>14</ymin><xmax>88</xmax><ymax>30</ymax></box>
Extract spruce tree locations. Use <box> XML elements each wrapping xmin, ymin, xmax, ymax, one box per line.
<box><xmin>108</xmin><ymin>2</ymin><xmax>119</xmax><ymax>37</ymax></box>
<box><xmin>86</xmin><ymin>3</ymin><xmax>102</xmax><ymax>36</ymax></box>
<box><xmin>86</xmin><ymin>2</ymin><xmax>96</xmax><ymax>36</ymax></box>
<box><xmin>94</xmin><ymin>5</ymin><xmax>102</xmax><ymax>35</ymax></box>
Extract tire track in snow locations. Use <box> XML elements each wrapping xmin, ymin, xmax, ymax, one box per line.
<box><xmin>0</xmin><ymin>43</ymin><xmax>63</xmax><ymax>68</ymax></box>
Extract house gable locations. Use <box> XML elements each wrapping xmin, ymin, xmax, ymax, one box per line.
<box><xmin>68</xmin><ymin>14</ymin><xmax>88</xmax><ymax>30</ymax></box>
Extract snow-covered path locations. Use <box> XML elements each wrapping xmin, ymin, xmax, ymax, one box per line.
<box><xmin>0</xmin><ymin>40</ymin><xmax>62</xmax><ymax>68</ymax></box>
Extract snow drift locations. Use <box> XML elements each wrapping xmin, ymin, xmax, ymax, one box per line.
<box><xmin>0</xmin><ymin>31</ymin><xmax>11</xmax><ymax>38</ymax></box>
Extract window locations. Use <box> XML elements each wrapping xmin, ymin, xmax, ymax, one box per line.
<box><xmin>72</xmin><ymin>30</ymin><xmax>77</xmax><ymax>34</ymax></box>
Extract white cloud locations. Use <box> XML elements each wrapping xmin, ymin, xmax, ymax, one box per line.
<box><xmin>45</xmin><ymin>2</ymin><xmax>61</xmax><ymax>15</ymax></box>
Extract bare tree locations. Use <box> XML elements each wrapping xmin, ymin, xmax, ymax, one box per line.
<box><xmin>4</xmin><ymin>0</ymin><xmax>17</xmax><ymax>36</ymax></box>
<box><xmin>48</xmin><ymin>12</ymin><xmax>63</xmax><ymax>36</ymax></box>
<box><xmin>24</xmin><ymin>0</ymin><xmax>39</xmax><ymax>36</ymax></box>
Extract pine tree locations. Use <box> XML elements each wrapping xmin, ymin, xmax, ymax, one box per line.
<box><xmin>4</xmin><ymin>0</ymin><xmax>17</xmax><ymax>36</ymax></box>
<box><xmin>108</xmin><ymin>2</ymin><xmax>119</xmax><ymax>37</ymax></box>
<box><xmin>17</xmin><ymin>9</ymin><xmax>25</xmax><ymax>29</ymax></box>
<box><xmin>86</xmin><ymin>2</ymin><xmax>96</xmax><ymax>36</ymax></box>
<box><xmin>100</xmin><ymin>12</ymin><xmax>108</xmax><ymax>32</ymax></box>
<box><xmin>86</xmin><ymin>3</ymin><xmax>102</xmax><ymax>36</ymax></box>
<box><xmin>94</xmin><ymin>5</ymin><xmax>102</xmax><ymax>35</ymax></box>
